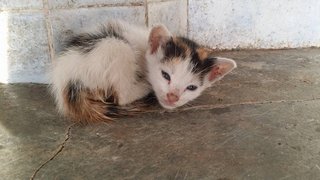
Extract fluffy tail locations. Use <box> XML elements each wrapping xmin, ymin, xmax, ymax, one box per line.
<box><xmin>60</xmin><ymin>81</ymin><xmax>143</xmax><ymax>124</ymax></box>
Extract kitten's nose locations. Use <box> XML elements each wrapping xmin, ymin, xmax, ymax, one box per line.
<box><xmin>167</xmin><ymin>93</ymin><xmax>179</xmax><ymax>103</ymax></box>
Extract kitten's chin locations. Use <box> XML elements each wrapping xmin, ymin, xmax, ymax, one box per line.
<box><xmin>158</xmin><ymin>100</ymin><xmax>177</xmax><ymax>110</ymax></box>
<box><xmin>161</xmin><ymin>104</ymin><xmax>176</xmax><ymax>110</ymax></box>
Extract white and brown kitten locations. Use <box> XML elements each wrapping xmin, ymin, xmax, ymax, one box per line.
<box><xmin>50</xmin><ymin>20</ymin><xmax>236</xmax><ymax>123</ymax></box>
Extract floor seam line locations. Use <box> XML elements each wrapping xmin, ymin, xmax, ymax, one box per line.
<box><xmin>30</xmin><ymin>123</ymin><xmax>75</xmax><ymax>180</ymax></box>
<box><xmin>144</xmin><ymin>97</ymin><xmax>320</xmax><ymax>113</ymax></box>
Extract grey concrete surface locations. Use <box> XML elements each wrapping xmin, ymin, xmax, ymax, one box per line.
<box><xmin>1</xmin><ymin>49</ymin><xmax>320</xmax><ymax>179</ymax></box>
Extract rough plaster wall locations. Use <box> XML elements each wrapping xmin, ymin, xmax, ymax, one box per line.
<box><xmin>1</xmin><ymin>0</ymin><xmax>319</xmax><ymax>83</ymax></box>
<box><xmin>189</xmin><ymin>0</ymin><xmax>320</xmax><ymax>49</ymax></box>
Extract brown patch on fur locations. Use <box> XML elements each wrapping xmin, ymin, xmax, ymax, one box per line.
<box><xmin>196</xmin><ymin>48</ymin><xmax>212</xmax><ymax>62</ymax></box>
<box><xmin>173</xmin><ymin>37</ymin><xmax>192</xmax><ymax>57</ymax></box>
<box><xmin>63</xmin><ymin>87</ymin><xmax>110</xmax><ymax>123</ymax></box>
<box><xmin>168</xmin><ymin>57</ymin><xmax>182</xmax><ymax>65</ymax></box>
<box><xmin>62</xmin><ymin>85</ymin><xmax>143</xmax><ymax>124</ymax></box>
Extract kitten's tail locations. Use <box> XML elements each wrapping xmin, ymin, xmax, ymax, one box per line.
<box><xmin>57</xmin><ymin>81</ymin><xmax>144</xmax><ymax>124</ymax></box>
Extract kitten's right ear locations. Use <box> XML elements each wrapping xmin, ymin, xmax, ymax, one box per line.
<box><xmin>206</xmin><ymin>57</ymin><xmax>237</xmax><ymax>83</ymax></box>
<box><xmin>148</xmin><ymin>25</ymin><xmax>171</xmax><ymax>54</ymax></box>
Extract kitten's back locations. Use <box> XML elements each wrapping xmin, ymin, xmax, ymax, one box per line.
<box><xmin>50</xmin><ymin>20</ymin><xmax>151</xmax><ymax>123</ymax></box>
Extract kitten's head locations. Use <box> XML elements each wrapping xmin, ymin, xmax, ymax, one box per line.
<box><xmin>146</xmin><ymin>25</ymin><xmax>237</xmax><ymax>109</ymax></box>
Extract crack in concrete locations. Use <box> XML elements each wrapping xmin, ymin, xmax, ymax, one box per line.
<box><xmin>30</xmin><ymin>123</ymin><xmax>75</xmax><ymax>180</ymax></box>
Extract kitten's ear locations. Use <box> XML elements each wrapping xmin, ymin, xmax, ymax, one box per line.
<box><xmin>148</xmin><ymin>24</ymin><xmax>171</xmax><ymax>54</ymax></box>
<box><xmin>206</xmin><ymin>57</ymin><xmax>237</xmax><ymax>84</ymax></box>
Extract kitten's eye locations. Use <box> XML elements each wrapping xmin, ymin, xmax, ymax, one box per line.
<box><xmin>161</xmin><ymin>70</ymin><xmax>171</xmax><ymax>81</ymax></box>
<box><xmin>186</xmin><ymin>85</ymin><xmax>198</xmax><ymax>91</ymax></box>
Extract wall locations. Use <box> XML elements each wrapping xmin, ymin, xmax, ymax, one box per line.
<box><xmin>0</xmin><ymin>0</ymin><xmax>319</xmax><ymax>83</ymax></box>
<box><xmin>188</xmin><ymin>0</ymin><xmax>320</xmax><ymax>49</ymax></box>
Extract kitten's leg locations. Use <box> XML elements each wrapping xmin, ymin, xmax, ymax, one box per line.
<box><xmin>118</xmin><ymin>81</ymin><xmax>150</xmax><ymax>105</ymax></box>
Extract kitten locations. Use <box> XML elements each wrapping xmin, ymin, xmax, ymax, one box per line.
<box><xmin>50</xmin><ymin>20</ymin><xmax>236</xmax><ymax>123</ymax></box>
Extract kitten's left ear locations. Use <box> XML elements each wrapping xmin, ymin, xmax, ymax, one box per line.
<box><xmin>206</xmin><ymin>57</ymin><xmax>237</xmax><ymax>83</ymax></box>
<box><xmin>148</xmin><ymin>24</ymin><xmax>171</xmax><ymax>54</ymax></box>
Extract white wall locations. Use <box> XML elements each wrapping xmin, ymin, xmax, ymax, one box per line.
<box><xmin>189</xmin><ymin>0</ymin><xmax>320</xmax><ymax>49</ymax></box>
<box><xmin>1</xmin><ymin>0</ymin><xmax>320</xmax><ymax>83</ymax></box>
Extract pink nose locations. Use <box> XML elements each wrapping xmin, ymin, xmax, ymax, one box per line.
<box><xmin>167</xmin><ymin>93</ymin><xmax>179</xmax><ymax>103</ymax></box>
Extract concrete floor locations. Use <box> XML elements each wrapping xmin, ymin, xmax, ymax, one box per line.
<box><xmin>1</xmin><ymin>48</ymin><xmax>320</xmax><ymax>180</ymax></box>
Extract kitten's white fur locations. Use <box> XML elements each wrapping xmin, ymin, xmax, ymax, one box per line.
<box><xmin>50</xmin><ymin>20</ymin><xmax>236</xmax><ymax>121</ymax></box>
<box><xmin>146</xmin><ymin>25</ymin><xmax>237</xmax><ymax>109</ymax></box>
<box><xmin>50</xmin><ymin>21</ymin><xmax>151</xmax><ymax>115</ymax></box>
